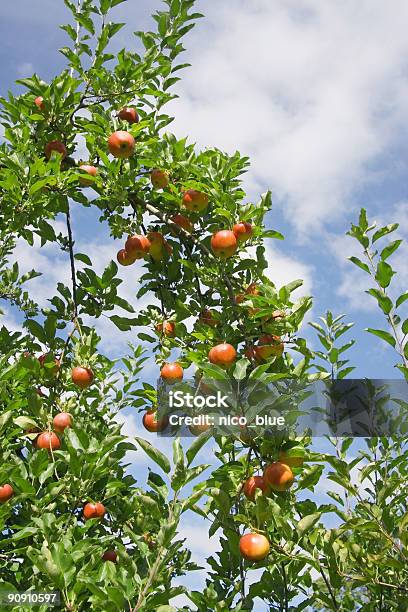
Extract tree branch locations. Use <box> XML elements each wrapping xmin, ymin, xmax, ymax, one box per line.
<box><xmin>65</xmin><ymin>200</ymin><xmax>78</xmax><ymax>319</ymax></box>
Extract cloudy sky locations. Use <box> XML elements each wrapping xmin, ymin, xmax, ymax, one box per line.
<box><xmin>1</xmin><ymin>1</ymin><xmax>407</xmax><ymax>608</ymax></box>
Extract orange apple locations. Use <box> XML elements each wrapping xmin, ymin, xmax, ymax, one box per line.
<box><xmin>118</xmin><ymin>107</ymin><xmax>139</xmax><ymax>124</ymax></box>
<box><xmin>171</xmin><ymin>214</ymin><xmax>193</xmax><ymax>234</ymax></box>
<box><xmin>211</xmin><ymin>230</ymin><xmax>237</xmax><ymax>259</ymax></box>
<box><xmin>182</xmin><ymin>189</ymin><xmax>208</xmax><ymax>213</ymax></box>
<box><xmin>34</xmin><ymin>96</ymin><xmax>45</xmax><ymax>111</ymax></box>
<box><xmin>108</xmin><ymin>131</ymin><xmax>135</xmax><ymax>158</ymax></box>
<box><xmin>233</xmin><ymin>221</ymin><xmax>253</xmax><ymax>243</ymax></box>
<box><xmin>151</xmin><ymin>169</ymin><xmax>169</xmax><ymax>189</ymax></box>
<box><xmin>125</xmin><ymin>235</ymin><xmax>151</xmax><ymax>258</ymax></box>
<box><xmin>117</xmin><ymin>249</ymin><xmax>137</xmax><ymax>266</ymax></box>
<box><xmin>79</xmin><ymin>164</ymin><xmax>97</xmax><ymax>186</ymax></box>
<box><xmin>45</xmin><ymin>140</ymin><xmax>67</xmax><ymax>160</ymax></box>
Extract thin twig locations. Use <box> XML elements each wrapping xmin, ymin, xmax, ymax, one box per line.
<box><xmin>364</xmin><ymin>248</ymin><xmax>408</xmax><ymax>368</ymax></box>
<box><xmin>66</xmin><ymin>201</ymin><xmax>78</xmax><ymax>319</ymax></box>
<box><xmin>319</xmin><ymin>566</ymin><xmax>339</xmax><ymax>611</ymax></box>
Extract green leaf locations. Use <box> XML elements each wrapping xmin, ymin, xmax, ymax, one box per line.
<box><xmin>381</xmin><ymin>239</ymin><xmax>402</xmax><ymax>261</ymax></box>
<box><xmin>248</xmin><ymin>363</ymin><xmax>272</xmax><ymax>380</ymax></box>
<box><xmin>233</xmin><ymin>358</ymin><xmax>249</xmax><ymax>381</ymax></box>
<box><xmin>172</xmin><ymin>437</ymin><xmax>184</xmax><ymax>468</ymax></box>
<box><xmin>186</xmin><ymin>431</ymin><xmax>211</xmax><ymax>466</ymax></box>
<box><xmin>134</xmin><ymin>437</ymin><xmax>170</xmax><ymax>473</ymax></box>
<box><xmin>11</xmin><ymin>526</ymin><xmax>38</xmax><ymax>541</ymax></box>
<box><xmin>110</xmin><ymin>316</ymin><xmax>138</xmax><ymax>331</ymax></box>
<box><xmin>365</xmin><ymin>328</ymin><xmax>396</xmax><ymax>347</ymax></box>
<box><xmin>348</xmin><ymin>256</ymin><xmax>370</xmax><ymax>274</ymax></box>
<box><xmin>24</xmin><ymin>319</ymin><xmax>47</xmax><ymax>343</ymax></box>
<box><xmin>297</xmin><ymin>513</ymin><xmax>321</xmax><ymax>535</ymax></box>
<box><xmin>279</xmin><ymin>279</ymin><xmax>303</xmax><ymax>299</ymax></box>
<box><xmin>375</xmin><ymin>261</ymin><xmax>394</xmax><ymax>288</ymax></box>
<box><xmin>402</xmin><ymin>318</ymin><xmax>408</xmax><ymax>335</ymax></box>
<box><xmin>100</xmin><ymin>0</ymin><xmax>111</xmax><ymax>13</ymax></box>
<box><xmin>75</xmin><ymin>253</ymin><xmax>92</xmax><ymax>266</ymax></box>
<box><xmin>195</xmin><ymin>363</ymin><xmax>228</xmax><ymax>381</ymax></box>
<box><xmin>170</xmin><ymin>0</ymin><xmax>180</xmax><ymax>17</ymax></box>
<box><xmin>297</xmin><ymin>465</ymin><xmax>324</xmax><ymax>490</ymax></box>
<box><xmin>358</xmin><ymin>208</ymin><xmax>368</xmax><ymax>231</ymax></box>
<box><xmin>138</xmin><ymin>333</ymin><xmax>156</xmax><ymax>342</ymax></box>
<box><xmin>158</xmin><ymin>14</ymin><xmax>168</xmax><ymax>37</ymax></box>
<box><xmin>366</xmin><ymin>288</ymin><xmax>393</xmax><ymax>314</ymax></box>
<box><xmin>396</xmin><ymin>292</ymin><xmax>408</xmax><ymax>308</ymax></box>
<box><xmin>263</xmin><ymin>230</ymin><xmax>284</xmax><ymax>240</ymax></box>
<box><xmin>114</xmin><ymin>296</ymin><xmax>135</xmax><ymax>313</ymax></box>
<box><xmin>372</xmin><ymin>224</ymin><xmax>398</xmax><ymax>242</ymax></box>
<box><xmin>338</xmin><ymin>367</ymin><xmax>355</xmax><ymax>379</ymax></box>
<box><xmin>14</xmin><ymin>416</ymin><xmax>38</xmax><ymax>430</ymax></box>
<box><xmin>0</xmin><ymin>411</ymin><xmax>12</xmax><ymax>431</ymax></box>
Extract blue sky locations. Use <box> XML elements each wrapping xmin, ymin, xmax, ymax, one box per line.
<box><xmin>1</xmin><ymin>1</ymin><xmax>407</xmax><ymax>609</ymax></box>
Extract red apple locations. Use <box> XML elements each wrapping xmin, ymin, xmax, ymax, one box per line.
<box><xmin>239</xmin><ymin>533</ymin><xmax>270</xmax><ymax>561</ymax></box>
<box><xmin>79</xmin><ymin>164</ymin><xmax>97</xmax><ymax>186</ymax></box>
<box><xmin>53</xmin><ymin>412</ymin><xmax>72</xmax><ymax>433</ymax></box>
<box><xmin>34</xmin><ymin>96</ymin><xmax>45</xmax><ymax>111</ymax></box>
<box><xmin>38</xmin><ymin>353</ymin><xmax>60</xmax><ymax>377</ymax></box>
<box><xmin>35</xmin><ymin>431</ymin><xmax>61</xmax><ymax>451</ymax></box>
<box><xmin>254</xmin><ymin>335</ymin><xmax>284</xmax><ymax>361</ymax></box>
<box><xmin>182</xmin><ymin>189</ymin><xmax>208</xmax><ymax>213</ymax></box>
<box><xmin>83</xmin><ymin>502</ymin><xmax>105</xmax><ymax>520</ymax></box>
<box><xmin>118</xmin><ymin>107</ymin><xmax>139</xmax><ymax>124</ymax></box>
<box><xmin>211</xmin><ymin>230</ymin><xmax>237</xmax><ymax>258</ymax></box>
<box><xmin>171</xmin><ymin>214</ymin><xmax>193</xmax><ymax>234</ymax></box>
<box><xmin>117</xmin><ymin>249</ymin><xmax>136</xmax><ymax>266</ymax></box>
<box><xmin>108</xmin><ymin>131</ymin><xmax>135</xmax><ymax>158</ymax></box>
<box><xmin>45</xmin><ymin>140</ymin><xmax>67</xmax><ymax>160</ymax></box>
<box><xmin>142</xmin><ymin>410</ymin><xmax>169</xmax><ymax>433</ymax></box>
<box><xmin>160</xmin><ymin>362</ymin><xmax>183</xmax><ymax>384</ymax></box>
<box><xmin>233</xmin><ymin>221</ymin><xmax>253</xmax><ymax>243</ymax></box>
<box><xmin>155</xmin><ymin>321</ymin><xmax>176</xmax><ymax>337</ymax></box>
<box><xmin>151</xmin><ymin>169</ymin><xmax>169</xmax><ymax>189</ymax></box>
<box><xmin>208</xmin><ymin>343</ymin><xmax>237</xmax><ymax>367</ymax></box>
<box><xmin>71</xmin><ymin>366</ymin><xmax>94</xmax><ymax>389</ymax></box>
<box><xmin>0</xmin><ymin>484</ymin><xmax>14</xmax><ymax>503</ymax></box>
<box><xmin>199</xmin><ymin>308</ymin><xmax>218</xmax><ymax>327</ymax></box>
<box><xmin>102</xmin><ymin>550</ymin><xmax>118</xmax><ymax>563</ymax></box>
<box><xmin>243</xmin><ymin>476</ymin><xmax>267</xmax><ymax>500</ymax></box>
<box><xmin>125</xmin><ymin>235</ymin><xmax>151</xmax><ymax>258</ymax></box>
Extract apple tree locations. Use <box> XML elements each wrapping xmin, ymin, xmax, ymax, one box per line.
<box><xmin>0</xmin><ymin>0</ymin><xmax>407</xmax><ymax>610</ymax></box>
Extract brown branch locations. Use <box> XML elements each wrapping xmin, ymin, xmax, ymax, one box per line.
<box><xmin>65</xmin><ymin>200</ymin><xmax>78</xmax><ymax>319</ymax></box>
<box><xmin>319</xmin><ymin>566</ymin><xmax>339</xmax><ymax>611</ymax></box>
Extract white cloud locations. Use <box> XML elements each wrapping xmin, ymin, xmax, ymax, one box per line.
<box><xmin>12</xmin><ymin>220</ymin><xmax>160</xmax><ymax>353</ymax></box>
<box><xmin>263</xmin><ymin>242</ymin><xmax>313</xmax><ymax>296</ymax></box>
<box><xmin>168</xmin><ymin>0</ymin><xmax>408</xmax><ymax>234</ymax></box>
<box><xmin>0</xmin><ymin>308</ymin><xmax>24</xmax><ymax>334</ymax></box>
<box><xmin>16</xmin><ymin>62</ymin><xmax>34</xmax><ymax>76</ymax></box>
